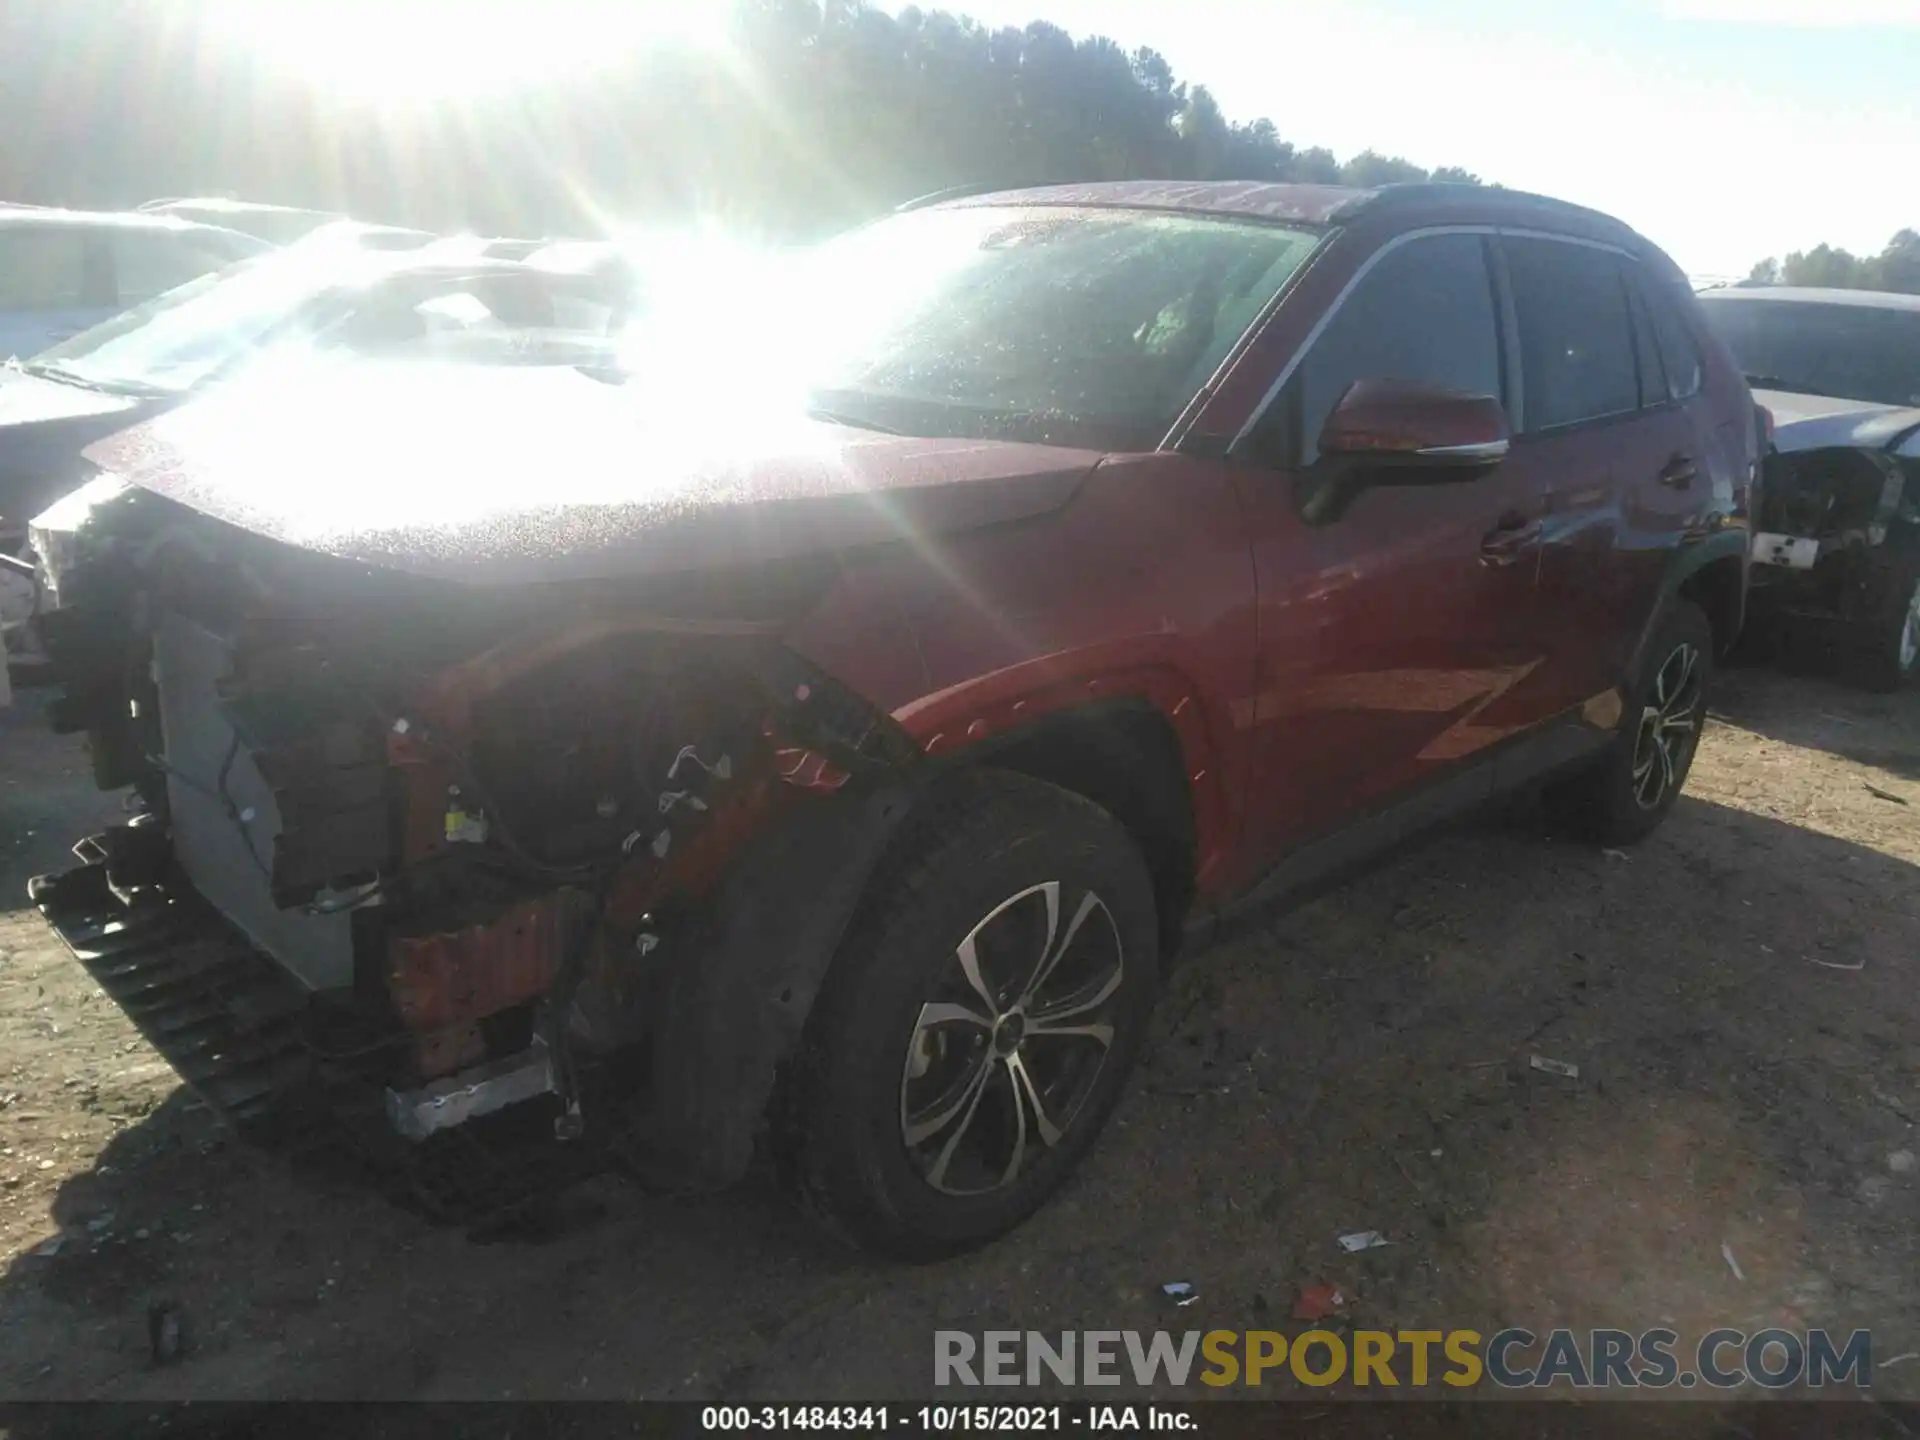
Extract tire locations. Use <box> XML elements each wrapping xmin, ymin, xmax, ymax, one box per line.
<box><xmin>1546</xmin><ymin>599</ymin><xmax>1714</xmax><ymax>847</ymax></box>
<box><xmin>1843</xmin><ymin>553</ymin><xmax>1920</xmax><ymax>694</ymax></box>
<box><xmin>775</xmin><ymin>769</ymin><xmax>1160</xmax><ymax>1261</ymax></box>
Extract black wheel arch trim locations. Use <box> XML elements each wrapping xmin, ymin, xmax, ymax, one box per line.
<box><xmin>1629</xmin><ymin>528</ymin><xmax>1750</xmax><ymax>678</ymax></box>
<box><xmin>624</xmin><ymin>781</ymin><xmax>923</xmax><ymax>1191</ymax></box>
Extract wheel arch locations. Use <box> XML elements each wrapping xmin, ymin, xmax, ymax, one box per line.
<box><xmin>1677</xmin><ymin>545</ymin><xmax>1748</xmax><ymax>659</ymax></box>
<box><xmin>1632</xmin><ymin>531</ymin><xmax>1749</xmax><ymax>677</ymax></box>
<box><xmin>949</xmin><ymin>697</ymin><xmax>1199</xmax><ymax>958</ymax></box>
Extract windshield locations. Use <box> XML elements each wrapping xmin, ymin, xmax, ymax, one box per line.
<box><xmin>1698</xmin><ymin>296</ymin><xmax>1920</xmax><ymax>408</ymax></box>
<box><xmin>621</xmin><ymin>206</ymin><xmax>1322</xmax><ymax>449</ymax></box>
<box><xmin>28</xmin><ymin>246</ymin><xmax>361</xmax><ymax>394</ymax></box>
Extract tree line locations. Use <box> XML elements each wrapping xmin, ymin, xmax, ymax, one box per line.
<box><xmin>0</xmin><ymin>0</ymin><xmax>1480</xmax><ymax>241</ymax></box>
<box><xmin>1745</xmin><ymin>231</ymin><xmax>1920</xmax><ymax>294</ymax></box>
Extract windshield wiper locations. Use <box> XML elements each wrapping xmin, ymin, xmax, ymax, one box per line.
<box><xmin>19</xmin><ymin>361</ymin><xmax>168</xmax><ymax>399</ymax></box>
<box><xmin>804</xmin><ymin>405</ymin><xmax>900</xmax><ymax>436</ymax></box>
<box><xmin>1743</xmin><ymin>373</ymin><xmax>1838</xmax><ymax>399</ymax></box>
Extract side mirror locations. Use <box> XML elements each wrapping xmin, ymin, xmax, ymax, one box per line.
<box><xmin>1318</xmin><ymin>378</ymin><xmax>1511</xmax><ymax>476</ymax></box>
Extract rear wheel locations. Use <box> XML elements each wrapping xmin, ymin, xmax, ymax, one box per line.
<box><xmin>1547</xmin><ymin>600</ymin><xmax>1713</xmax><ymax>847</ymax></box>
<box><xmin>776</xmin><ymin>771</ymin><xmax>1159</xmax><ymax>1260</ymax></box>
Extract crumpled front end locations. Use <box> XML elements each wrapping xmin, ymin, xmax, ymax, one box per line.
<box><xmin>26</xmin><ymin>477</ymin><xmax>921</xmax><ymax>1221</ymax></box>
<box><xmin>1749</xmin><ymin>439</ymin><xmax>1920</xmax><ymax>624</ymax></box>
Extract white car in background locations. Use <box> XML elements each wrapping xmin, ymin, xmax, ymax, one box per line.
<box><xmin>1696</xmin><ymin>286</ymin><xmax>1920</xmax><ymax>689</ymax></box>
<box><xmin>1</xmin><ymin>206</ymin><xmax>268</xmax><ymax>360</ymax></box>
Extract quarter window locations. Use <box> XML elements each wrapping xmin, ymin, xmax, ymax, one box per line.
<box><xmin>1626</xmin><ymin>278</ymin><xmax>1669</xmax><ymax>409</ymax></box>
<box><xmin>1502</xmin><ymin>236</ymin><xmax>1640</xmax><ymax>431</ymax></box>
<box><xmin>1256</xmin><ymin>232</ymin><xmax>1502</xmax><ymax>467</ymax></box>
<box><xmin>1644</xmin><ymin>281</ymin><xmax>1705</xmax><ymax>400</ymax></box>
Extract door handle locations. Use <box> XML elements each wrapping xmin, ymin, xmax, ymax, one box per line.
<box><xmin>1479</xmin><ymin>511</ymin><xmax>1542</xmax><ymax>567</ymax></box>
<box><xmin>1658</xmin><ymin>454</ymin><xmax>1698</xmax><ymax>489</ymax></box>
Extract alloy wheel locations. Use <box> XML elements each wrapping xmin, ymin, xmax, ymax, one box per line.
<box><xmin>898</xmin><ymin>881</ymin><xmax>1124</xmax><ymax>1197</ymax></box>
<box><xmin>1631</xmin><ymin>641</ymin><xmax>1703</xmax><ymax>810</ymax></box>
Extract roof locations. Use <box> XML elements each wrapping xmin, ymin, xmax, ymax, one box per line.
<box><xmin>0</xmin><ymin>206</ymin><xmax>255</xmax><ymax>236</ymax></box>
<box><xmin>932</xmin><ymin>179</ymin><xmax>1642</xmax><ymax>242</ymax></box>
<box><xmin>140</xmin><ymin>197</ymin><xmax>341</xmax><ymax>220</ymax></box>
<box><xmin>1697</xmin><ymin>286</ymin><xmax>1920</xmax><ymax>313</ymax></box>
<box><xmin>941</xmin><ymin>180</ymin><xmax>1368</xmax><ymax>226</ymax></box>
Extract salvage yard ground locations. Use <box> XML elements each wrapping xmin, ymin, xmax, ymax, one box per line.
<box><xmin>0</xmin><ymin>663</ymin><xmax>1915</xmax><ymax>1404</ymax></box>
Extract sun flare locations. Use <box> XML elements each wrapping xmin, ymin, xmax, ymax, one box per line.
<box><xmin>204</xmin><ymin>0</ymin><xmax>729</xmax><ymax>102</ymax></box>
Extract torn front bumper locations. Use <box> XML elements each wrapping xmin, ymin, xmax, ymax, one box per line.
<box><xmin>29</xmin><ymin>829</ymin><xmax>610</xmax><ymax>1223</ymax></box>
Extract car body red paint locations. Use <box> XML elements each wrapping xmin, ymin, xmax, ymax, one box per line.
<box><xmin>27</xmin><ymin>181</ymin><xmax>1760</xmax><ymax>1249</ymax></box>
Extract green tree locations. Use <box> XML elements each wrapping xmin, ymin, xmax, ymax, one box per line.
<box><xmin>0</xmin><ymin>0</ymin><xmax>1487</xmax><ymax>240</ymax></box>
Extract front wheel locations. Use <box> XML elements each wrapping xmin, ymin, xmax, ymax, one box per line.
<box><xmin>1845</xmin><ymin>557</ymin><xmax>1920</xmax><ymax>693</ymax></box>
<box><xmin>1546</xmin><ymin>599</ymin><xmax>1714</xmax><ymax>846</ymax></box>
<box><xmin>776</xmin><ymin>771</ymin><xmax>1160</xmax><ymax>1260</ymax></box>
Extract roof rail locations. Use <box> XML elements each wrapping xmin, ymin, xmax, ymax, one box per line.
<box><xmin>1331</xmin><ymin>181</ymin><xmax>1637</xmax><ymax>238</ymax></box>
<box><xmin>892</xmin><ymin>181</ymin><xmax>1025</xmax><ymax>213</ymax></box>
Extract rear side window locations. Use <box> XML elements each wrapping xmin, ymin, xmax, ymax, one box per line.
<box><xmin>1644</xmin><ymin>282</ymin><xmax>1705</xmax><ymax>400</ymax></box>
<box><xmin>1262</xmin><ymin>232</ymin><xmax>1502</xmax><ymax>467</ymax></box>
<box><xmin>1503</xmin><ymin>236</ymin><xmax>1639</xmax><ymax>431</ymax></box>
<box><xmin>109</xmin><ymin>231</ymin><xmax>245</xmax><ymax>305</ymax></box>
<box><xmin>0</xmin><ymin>227</ymin><xmax>90</xmax><ymax>310</ymax></box>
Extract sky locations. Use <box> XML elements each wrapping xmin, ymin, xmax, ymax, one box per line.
<box><xmin>900</xmin><ymin>0</ymin><xmax>1920</xmax><ymax>280</ymax></box>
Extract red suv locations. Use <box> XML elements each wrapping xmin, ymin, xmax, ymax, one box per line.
<box><xmin>28</xmin><ymin>181</ymin><xmax>1757</xmax><ymax>1258</ymax></box>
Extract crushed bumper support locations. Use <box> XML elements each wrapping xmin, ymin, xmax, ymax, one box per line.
<box><xmin>31</xmin><ymin>830</ymin><xmax>611</xmax><ymax>1226</ymax></box>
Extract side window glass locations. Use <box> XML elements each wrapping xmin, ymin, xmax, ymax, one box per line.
<box><xmin>1503</xmin><ymin>236</ymin><xmax>1639</xmax><ymax>431</ymax></box>
<box><xmin>1625</xmin><ymin>273</ymin><xmax>1669</xmax><ymax>409</ymax></box>
<box><xmin>0</xmin><ymin>229</ymin><xmax>90</xmax><ymax>310</ymax></box>
<box><xmin>1249</xmin><ymin>232</ymin><xmax>1501</xmax><ymax>467</ymax></box>
<box><xmin>110</xmin><ymin>233</ymin><xmax>238</xmax><ymax>306</ymax></box>
<box><xmin>1645</xmin><ymin>281</ymin><xmax>1705</xmax><ymax>400</ymax></box>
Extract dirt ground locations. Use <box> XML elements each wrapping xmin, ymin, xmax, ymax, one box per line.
<box><xmin>0</xmin><ymin>661</ymin><xmax>1916</xmax><ymax>1407</ymax></box>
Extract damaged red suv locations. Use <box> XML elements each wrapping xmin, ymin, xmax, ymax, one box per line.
<box><xmin>26</xmin><ymin>181</ymin><xmax>1757</xmax><ymax>1258</ymax></box>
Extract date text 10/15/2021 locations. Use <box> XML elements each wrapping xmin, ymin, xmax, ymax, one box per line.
<box><xmin>702</xmin><ymin>1408</ymin><xmax>1194</xmax><ymax>1431</ymax></box>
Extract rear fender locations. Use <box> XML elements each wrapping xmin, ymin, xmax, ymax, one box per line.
<box><xmin>1629</xmin><ymin>528</ymin><xmax>1751</xmax><ymax>678</ymax></box>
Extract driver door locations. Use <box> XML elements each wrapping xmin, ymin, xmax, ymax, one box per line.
<box><xmin>1226</xmin><ymin>230</ymin><xmax>1552</xmax><ymax>866</ymax></box>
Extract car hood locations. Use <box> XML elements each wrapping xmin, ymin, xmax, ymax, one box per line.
<box><xmin>84</xmin><ymin>360</ymin><xmax>1106</xmax><ymax>584</ymax></box>
<box><xmin>0</xmin><ymin>367</ymin><xmax>163</xmax><ymax>519</ymax></box>
<box><xmin>1755</xmin><ymin>388</ymin><xmax>1920</xmax><ymax>454</ymax></box>
<box><xmin>0</xmin><ymin>366</ymin><xmax>148</xmax><ymax>429</ymax></box>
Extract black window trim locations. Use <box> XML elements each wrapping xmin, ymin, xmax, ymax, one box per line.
<box><xmin>1227</xmin><ymin>223</ymin><xmax>1650</xmax><ymax>458</ymax></box>
<box><xmin>1621</xmin><ymin>264</ymin><xmax>1675</xmax><ymax>415</ymax></box>
<box><xmin>1639</xmin><ymin>270</ymin><xmax>1706</xmax><ymax>405</ymax></box>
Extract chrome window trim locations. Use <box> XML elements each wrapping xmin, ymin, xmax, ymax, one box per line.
<box><xmin>1225</xmin><ymin>224</ymin><xmax>1642</xmax><ymax>454</ymax></box>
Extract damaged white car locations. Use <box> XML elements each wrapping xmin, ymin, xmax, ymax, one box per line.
<box><xmin>1697</xmin><ymin>286</ymin><xmax>1920</xmax><ymax>689</ymax></box>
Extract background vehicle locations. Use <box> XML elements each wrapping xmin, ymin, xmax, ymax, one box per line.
<box><xmin>137</xmin><ymin>197</ymin><xmax>347</xmax><ymax>245</ymax></box>
<box><xmin>1696</xmin><ymin>286</ymin><xmax>1920</xmax><ymax>689</ymax></box>
<box><xmin>0</xmin><ymin>236</ymin><xmax>632</xmax><ymax>532</ymax></box>
<box><xmin>0</xmin><ymin>237</ymin><xmax>637</xmax><ymax>702</ymax></box>
<box><xmin>0</xmin><ymin>207</ymin><xmax>268</xmax><ymax>360</ymax></box>
<box><xmin>25</xmin><ymin>181</ymin><xmax>1754</xmax><ymax>1256</ymax></box>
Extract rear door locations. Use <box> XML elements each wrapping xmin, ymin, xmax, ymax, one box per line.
<box><xmin>1227</xmin><ymin>228</ymin><xmax>1550</xmax><ymax>863</ymax></box>
<box><xmin>1494</xmin><ymin>233</ymin><xmax>1697</xmax><ymax>718</ymax></box>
